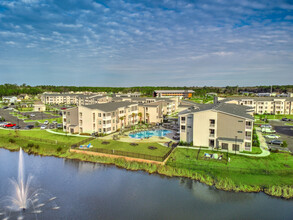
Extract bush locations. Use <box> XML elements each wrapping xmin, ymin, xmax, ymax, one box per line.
<box><xmin>270</xmin><ymin>148</ymin><xmax>279</xmax><ymax>153</ymax></box>
<box><xmin>27</xmin><ymin>143</ymin><xmax>34</xmax><ymax>148</ymax></box>
<box><xmin>9</xmin><ymin>138</ymin><xmax>15</xmax><ymax>143</ymax></box>
<box><xmin>35</xmin><ymin>122</ymin><xmax>39</xmax><ymax>127</ymax></box>
<box><xmin>282</xmin><ymin>141</ymin><xmax>288</xmax><ymax>148</ymax></box>
<box><xmin>56</xmin><ymin>147</ymin><xmax>62</xmax><ymax>152</ymax></box>
<box><xmin>79</xmin><ymin>133</ymin><xmax>91</xmax><ymax>136</ymax></box>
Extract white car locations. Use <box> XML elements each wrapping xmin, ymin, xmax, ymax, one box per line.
<box><xmin>43</xmin><ymin>120</ymin><xmax>49</xmax><ymax>125</ymax></box>
<box><xmin>265</xmin><ymin>134</ymin><xmax>280</xmax><ymax>139</ymax></box>
<box><xmin>0</xmin><ymin>122</ymin><xmax>8</xmax><ymax>127</ymax></box>
<box><xmin>40</xmin><ymin>125</ymin><xmax>47</xmax><ymax>130</ymax></box>
<box><xmin>30</xmin><ymin>114</ymin><xmax>35</xmax><ymax>117</ymax></box>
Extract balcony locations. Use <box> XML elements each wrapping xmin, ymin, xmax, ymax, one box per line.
<box><xmin>209</xmin><ymin>134</ymin><xmax>215</xmax><ymax>138</ymax></box>
<box><xmin>245</xmin><ymin>126</ymin><xmax>252</xmax><ymax>130</ymax></box>
<box><xmin>245</xmin><ymin>136</ymin><xmax>252</xmax><ymax>140</ymax></box>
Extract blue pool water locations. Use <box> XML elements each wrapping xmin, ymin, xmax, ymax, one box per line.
<box><xmin>129</xmin><ymin>129</ymin><xmax>172</xmax><ymax>139</ymax></box>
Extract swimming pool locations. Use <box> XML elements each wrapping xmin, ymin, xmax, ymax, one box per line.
<box><xmin>129</xmin><ymin>129</ymin><xmax>172</xmax><ymax>139</ymax></box>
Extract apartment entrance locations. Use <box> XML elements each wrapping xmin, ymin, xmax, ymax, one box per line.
<box><xmin>209</xmin><ymin>139</ymin><xmax>215</xmax><ymax>148</ymax></box>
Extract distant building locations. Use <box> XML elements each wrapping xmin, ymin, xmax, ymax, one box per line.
<box><xmin>113</xmin><ymin>92</ymin><xmax>141</xmax><ymax>98</ymax></box>
<box><xmin>223</xmin><ymin>97</ymin><xmax>293</xmax><ymax>115</ymax></box>
<box><xmin>153</xmin><ymin>90</ymin><xmax>194</xmax><ymax>98</ymax></box>
<box><xmin>18</xmin><ymin>94</ymin><xmax>30</xmax><ymax>100</ymax></box>
<box><xmin>33</xmin><ymin>101</ymin><xmax>46</xmax><ymax>112</ymax></box>
<box><xmin>179</xmin><ymin>103</ymin><xmax>254</xmax><ymax>152</ymax></box>
<box><xmin>41</xmin><ymin>93</ymin><xmax>112</xmax><ymax>105</ymax></box>
<box><xmin>2</xmin><ymin>96</ymin><xmax>18</xmax><ymax>103</ymax></box>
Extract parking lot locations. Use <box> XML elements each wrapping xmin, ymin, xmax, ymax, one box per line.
<box><xmin>0</xmin><ymin>108</ymin><xmax>62</xmax><ymax>130</ymax></box>
<box><xmin>266</xmin><ymin>120</ymin><xmax>293</xmax><ymax>152</ymax></box>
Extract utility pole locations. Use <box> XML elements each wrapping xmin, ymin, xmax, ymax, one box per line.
<box><xmin>235</xmin><ymin>136</ymin><xmax>237</xmax><ymax>155</ymax></box>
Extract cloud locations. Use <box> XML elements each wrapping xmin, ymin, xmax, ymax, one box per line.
<box><xmin>0</xmin><ymin>0</ymin><xmax>292</xmax><ymax>86</ymax></box>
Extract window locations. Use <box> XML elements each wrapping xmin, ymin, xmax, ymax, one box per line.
<box><xmin>222</xmin><ymin>143</ymin><xmax>228</xmax><ymax>150</ymax></box>
<box><xmin>181</xmin><ymin>125</ymin><xmax>186</xmax><ymax>131</ymax></box>
<box><xmin>93</xmin><ymin>113</ymin><xmax>95</xmax><ymax>120</ymax></box>
<box><xmin>237</xmin><ymin>131</ymin><xmax>242</xmax><ymax>133</ymax></box>
<box><xmin>209</xmin><ymin>119</ymin><xmax>215</xmax><ymax>127</ymax></box>
<box><xmin>181</xmin><ymin>117</ymin><xmax>186</xmax><ymax>121</ymax></box>
<box><xmin>238</xmin><ymin>120</ymin><xmax>243</xmax><ymax>122</ymax></box>
<box><xmin>232</xmin><ymin>144</ymin><xmax>239</xmax><ymax>151</ymax></box>
<box><xmin>98</xmin><ymin>113</ymin><xmax>101</xmax><ymax>117</ymax></box>
<box><xmin>99</xmin><ymin>128</ymin><xmax>101</xmax><ymax>132</ymax></box>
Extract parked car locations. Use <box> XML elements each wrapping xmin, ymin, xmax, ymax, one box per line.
<box><xmin>30</xmin><ymin>114</ymin><xmax>35</xmax><ymax>117</ymax></box>
<box><xmin>43</xmin><ymin>120</ymin><xmax>49</xmax><ymax>125</ymax></box>
<box><xmin>173</xmin><ymin>135</ymin><xmax>180</xmax><ymax>140</ymax></box>
<box><xmin>24</xmin><ymin>125</ymin><xmax>34</xmax><ymax>129</ymax></box>
<box><xmin>260</xmin><ymin>124</ymin><xmax>272</xmax><ymax>128</ymax></box>
<box><xmin>56</xmin><ymin>124</ymin><xmax>63</xmax><ymax>129</ymax></box>
<box><xmin>52</xmin><ymin>121</ymin><xmax>58</xmax><ymax>124</ymax></box>
<box><xmin>4</xmin><ymin>123</ymin><xmax>16</xmax><ymax>128</ymax></box>
<box><xmin>281</xmin><ymin>118</ymin><xmax>290</xmax><ymax>121</ymax></box>
<box><xmin>261</xmin><ymin>128</ymin><xmax>276</xmax><ymax>133</ymax></box>
<box><xmin>40</xmin><ymin>125</ymin><xmax>47</xmax><ymax>130</ymax></box>
<box><xmin>269</xmin><ymin>140</ymin><xmax>283</xmax><ymax>145</ymax></box>
<box><xmin>0</xmin><ymin>122</ymin><xmax>7</xmax><ymax>127</ymax></box>
<box><xmin>2</xmin><ymin>106</ymin><xmax>8</xmax><ymax>109</ymax></box>
<box><xmin>265</xmin><ymin>134</ymin><xmax>280</xmax><ymax>139</ymax></box>
<box><xmin>12</xmin><ymin>125</ymin><xmax>21</xmax><ymax>129</ymax></box>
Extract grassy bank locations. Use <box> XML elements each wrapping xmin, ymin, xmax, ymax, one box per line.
<box><xmin>0</xmin><ymin>132</ymin><xmax>292</xmax><ymax>199</ymax></box>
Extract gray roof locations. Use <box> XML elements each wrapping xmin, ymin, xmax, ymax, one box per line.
<box><xmin>83</xmin><ymin>101</ymin><xmax>137</xmax><ymax>112</ymax></box>
<box><xmin>179</xmin><ymin>103</ymin><xmax>254</xmax><ymax>120</ymax></box>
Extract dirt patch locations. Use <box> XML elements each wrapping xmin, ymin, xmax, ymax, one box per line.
<box><xmin>102</xmin><ymin>141</ymin><xmax>110</xmax><ymax>145</ymax></box>
<box><xmin>148</xmin><ymin>146</ymin><xmax>157</xmax><ymax>150</ymax></box>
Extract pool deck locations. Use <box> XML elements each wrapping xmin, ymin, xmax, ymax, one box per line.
<box><xmin>100</xmin><ymin>129</ymin><xmax>175</xmax><ymax>143</ymax></box>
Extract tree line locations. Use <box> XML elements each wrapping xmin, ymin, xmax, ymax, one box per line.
<box><xmin>0</xmin><ymin>84</ymin><xmax>292</xmax><ymax>97</ymax></box>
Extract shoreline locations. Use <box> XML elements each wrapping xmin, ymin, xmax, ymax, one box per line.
<box><xmin>1</xmin><ymin>145</ymin><xmax>292</xmax><ymax>200</ymax></box>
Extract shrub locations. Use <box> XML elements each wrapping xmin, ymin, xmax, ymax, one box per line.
<box><xmin>80</xmin><ymin>133</ymin><xmax>91</xmax><ymax>136</ymax></box>
<box><xmin>35</xmin><ymin>144</ymin><xmax>39</xmax><ymax>149</ymax></box>
<box><xmin>35</xmin><ymin>122</ymin><xmax>39</xmax><ymax>127</ymax></box>
<box><xmin>56</xmin><ymin>147</ymin><xmax>62</xmax><ymax>152</ymax></box>
<box><xmin>9</xmin><ymin>138</ymin><xmax>16</xmax><ymax>143</ymax></box>
<box><xmin>282</xmin><ymin>141</ymin><xmax>288</xmax><ymax>148</ymax></box>
<box><xmin>27</xmin><ymin>143</ymin><xmax>34</xmax><ymax>148</ymax></box>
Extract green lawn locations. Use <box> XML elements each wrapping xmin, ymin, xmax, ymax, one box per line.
<box><xmin>83</xmin><ymin>139</ymin><xmax>170</xmax><ymax>157</ymax></box>
<box><xmin>168</xmin><ymin>148</ymin><xmax>293</xmax><ymax>172</ymax></box>
<box><xmin>24</xmin><ymin>117</ymin><xmax>62</xmax><ymax>124</ymax></box>
<box><xmin>0</xmin><ymin>129</ymin><xmax>87</xmax><ymax>145</ymax></box>
<box><xmin>243</xmin><ymin>146</ymin><xmax>262</xmax><ymax>154</ymax></box>
<box><xmin>254</xmin><ymin>114</ymin><xmax>293</xmax><ymax>120</ymax></box>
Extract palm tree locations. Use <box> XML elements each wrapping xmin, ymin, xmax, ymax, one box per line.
<box><xmin>131</xmin><ymin>113</ymin><xmax>136</xmax><ymax>125</ymax></box>
<box><xmin>119</xmin><ymin>116</ymin><xmax>124</xmax><ymax>131</ymax></box>
<box><xmin>146</xmin><ymin>113</ymin><xmax>150</xmax><ymax>124</ymax></box>
<box><xmin>138</xmin><ymin>112</ymin><xmax>142</xmax><ymax>125</ymax></box>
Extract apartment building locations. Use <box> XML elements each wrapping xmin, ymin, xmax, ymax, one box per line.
<box><xmin>179</xmin><ymin>103</ymin><xmax>254</xmax><ymax>152</ymax></box>
<box><xmin>115</xmin><ymin>97</ymin><xmax>178</xmax><ymax>115</ymax></box>
<box><xmin>41</xmin><ymin>93</ymin><xmax>112</xmax><ymax>105</ymax></box>
<box><xmin>63</xmin><ymin>102</ymin><xmax>138</xmax><ymax>134</ymax></box>
<box><xmin>224</xmin><ymin>97</ymin><xmax>293</xmax><ymax>115</ymax></box>
<box><xmin>138</xmin><ymin>101</ymin><xmax>166</xmax><ymax>124</ymax></box>
<box><xmin>153</xmin><ymin>90</ymin><xmax>194</xmax><ymax>98</ymax></box>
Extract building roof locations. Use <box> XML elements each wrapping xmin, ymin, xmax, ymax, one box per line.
<box><xmin>154</xmin><ymin>90</ymin><xmax>194</xmax><ymax>93</ymax></box>
<box><xmin>83</xmin><ymin>101</ymin><xmax>137</xmax><ymax>112</ymax></box>
<box><xmin>179</xmin><ymin>103</ymin><xmax>254</xmax><ymax>120</ymax></box>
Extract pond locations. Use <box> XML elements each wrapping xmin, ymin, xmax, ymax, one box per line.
<box><xmin>129</xmin><ymin>129</ymin><xmax>172</xmax><ymax>139</ymax></box>
<box><xmin>0</xmin><ymin>148</ymin><xmax>292</xmax><ymax>219</ymax></box>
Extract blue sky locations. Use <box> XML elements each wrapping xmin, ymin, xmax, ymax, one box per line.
<box><xmin>0</xmin><ymin>0</ymin><xmax>292</xmax><ymax>86</ymax></box>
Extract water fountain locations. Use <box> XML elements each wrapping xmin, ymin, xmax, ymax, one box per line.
<box><xmin>0</xmin><ymin>148</ymin><xmax>59</xmax><ymax>219</ymax></box>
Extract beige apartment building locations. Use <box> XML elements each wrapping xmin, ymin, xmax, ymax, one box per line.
<box><xmin>41</xmin><ymin>93</ymin><xmax>112</xmax><ymax>105</ymax></box>
<box><xmin>115</xmin><ymin>97</ymin><xmax>179</xmax><ymax>115</ymax></box>
<box><xmin>224</xmin><ymin>97</ymin><xmax>293</xmax><ymax>115</ymax></box>
<box><xmin>179</xmin><ymin>103</ymin><xmax>254</xmax><ymax>152</ymax></box>
<box><xmin>138</xmin><ymin>101</ymin><xmax>166</xmax><ymax>124</ymax></box>
<box><xmin>63</xmin><ymin>102</ymin><xmax>138</xmax><ymax>134</ymax></box>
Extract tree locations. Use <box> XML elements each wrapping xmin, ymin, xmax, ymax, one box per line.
<box><xmin>131</xmin><ymin>113</ymin><xmax>136</xmax><ymax>125</ymax></box>
<box><xmin>119</xmin><ymin>116</ymin><xmax>124</xmax><ymax>130</ymax></box>
<box><xmin>138</xmin><ymin>112</ymin><xmax>142</xmax><ymax>125</ymax></box>
<box><xmin>146</xmin><ymin>113</ymin><xmax>150</xmax><ymax>124</ymax></box>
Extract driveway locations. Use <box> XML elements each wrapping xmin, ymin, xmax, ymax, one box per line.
<box><xmin>269</xmin><ymin>120</ymin><xmax>293</xmax><ymax>152</ymax></box>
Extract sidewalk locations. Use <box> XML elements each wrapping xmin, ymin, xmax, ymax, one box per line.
<box><xmin>46</xmin><ymin>129</ymin><xmax>92</xmax><ymax>137</ymax></box>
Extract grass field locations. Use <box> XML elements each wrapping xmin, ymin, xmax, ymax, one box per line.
<box><xmin>0</xmin><ymin>128</ymin><xmax>87</xmax><ymax>145</ymax></box>
<box><xmin>254</xmin><ymin>114</ymin><xmax>293</xmax><ymax>120</ymax></box>
<box><xmin>84</xmin><ymin>139</ymin><xmax>170</xmax><ymax>157</ymax></box>
<box><xmin>242</xmin><ymin>146</ymin><xmax>262</xmax><ymax>154</ymax></box>
<box><xmin>168</xmin><ymin>147</ymin><xmax>293</xmax><ymax>172</ymax></box>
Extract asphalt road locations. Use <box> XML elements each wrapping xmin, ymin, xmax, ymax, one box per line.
<box><xmin>269</xmin><ymin>120</ymin><xmax>293</xmax><ymax>152</ymax></box>
<box><xmin>0</xmin><ymin>109</ymin><xmax>34</xmax><ymax>127</ymax></box>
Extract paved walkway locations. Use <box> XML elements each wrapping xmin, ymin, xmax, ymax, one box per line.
<box><xmin>46</xmin><ymin>129</ymin><xmax>91</xmax><ymax>137</ymax></box>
